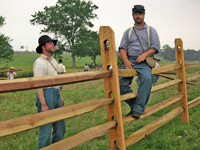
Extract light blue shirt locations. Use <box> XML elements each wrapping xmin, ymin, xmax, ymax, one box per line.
<box><xmin>118</xmin><ymin>23</ymin><xmax>160</xmax><ymax>57</ymax></box>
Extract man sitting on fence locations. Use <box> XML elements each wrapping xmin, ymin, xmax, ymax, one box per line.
<box><xmin>118</xmin><ymin>5</ymin><xmax>160</xmax><ymax>119</ymax></box>
<box><xmin>33</xmin><ymin>35</ymin><xmax>66</xmax><ymax>149</ymax></box>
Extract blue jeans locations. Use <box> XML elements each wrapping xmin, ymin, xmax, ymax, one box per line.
<box><xmin>119</xmin><ymin>56</ymin><xmax>152</xmax><ymax>114</ymax></box>
<box><xmin>36</xmin><ymin>88</ymin><xmax>66</xmax><ymax>150</ymax></box>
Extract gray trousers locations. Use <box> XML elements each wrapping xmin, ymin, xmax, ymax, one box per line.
<box><xmin>119</xmin><ymin>56</ymin><xmax>152</xmax><ymax>114</ymax></box>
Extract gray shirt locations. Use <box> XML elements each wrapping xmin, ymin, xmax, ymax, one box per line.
<box><xmin>118</xmin><ymin>23</ymin><xmax>160</xmax><ymax>57</ymax></box>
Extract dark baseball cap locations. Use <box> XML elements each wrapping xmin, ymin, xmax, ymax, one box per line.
<box><xmin>132</xmin><ymin>5</ymin><xmax>145</xmax><ymax>14</ymax></box>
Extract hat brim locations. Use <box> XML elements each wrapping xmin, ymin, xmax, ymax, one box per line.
<box><xmin>36</xmin><ymin>40</ymin><xmax>57</xmax><ymax>54</ymax></box>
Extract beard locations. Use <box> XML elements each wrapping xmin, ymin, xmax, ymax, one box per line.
<box><xmin>135</xmin><ymin>18</ymin><xmax>143</xmax><ymax>24</ymax></box>
<box><xmin>46</xmin><ymin>48</ymin><xmax>54</xmax><ymax>54</ymax></box>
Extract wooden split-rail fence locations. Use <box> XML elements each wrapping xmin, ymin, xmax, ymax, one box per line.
<box><xmin>0</xmin><ymin>26</ymin><xmax>200</xmax><ymax>149</ymax></box>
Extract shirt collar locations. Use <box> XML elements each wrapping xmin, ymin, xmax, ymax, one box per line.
<box><xmin>134</xmin><ymin>22</ymin><xmax>147</xmax><ymax>30</ymax></box>
<box><xmin>40</xmin><ymin>54</ymin><xmax>53</xmax><ymax>61</ymax></box>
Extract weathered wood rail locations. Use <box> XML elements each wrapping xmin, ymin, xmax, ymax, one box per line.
<box><xmin>0</xmin><ymin>26</ymin><xmax>200</xmax><ymax>150</ymax></box>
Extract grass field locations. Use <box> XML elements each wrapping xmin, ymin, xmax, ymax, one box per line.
<box><xmin>1</xmin><ymin>52</ymin><xmax>102</xmax><ymax>69</ymax></box>
<box><xmin>0</xmin><ymin>53</ymin><xmax>200</xmax><ymax>150</ymax></box>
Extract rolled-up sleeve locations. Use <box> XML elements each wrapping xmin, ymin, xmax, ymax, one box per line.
<box><xmin>149</xmin><ymin>27</ymin><xmax>160</xmax><ymax>54</ymax></box>
<box><xmin>118</xmin><ymin>28</ymin><xmax>130</xmax><ymax>52</ymax></box>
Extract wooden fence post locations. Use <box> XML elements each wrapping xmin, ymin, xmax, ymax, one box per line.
<box><xmin>175</xmin><ymin>38</ymin><xmax>189</xmax><ymax>123</ymax></box>
<box><xmin>99</xmin><ymin>26</ymin><xmax>126</xmax><ymax>149</ymax></box>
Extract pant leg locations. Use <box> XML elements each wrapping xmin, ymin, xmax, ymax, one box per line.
<box><xmin>36</xmin><ymin>89</ymin><xmax>55</xmax><ymax>149</ymax></box>
<box><xmin>119</xmin><ymin>63</ymin><xmax>135</xmax><ymax>108</ymax></box>
<box><xmin>36</xmin><ymin>88</ymin><xmax>66</xmax><ymax>149</ymax></box>
<box><xmin>155</xmin><ymin>75</ymin><xmax>159</xmax><ymax>85</ymax></box>
<box><xmin>52</xmin><ymin>120</ymin><xmax>66</xmax><ymax>143</ymax></box>
<box><xmin>51</xmin><ymin>89</ymin><xmax>66</xmax><ymax>143</ymax></box>
<box><xmin>132</xmin><ymin>61</ymin><xmax>152</xmax><ymax>114</ymax></box>
<box><xmin>37</xmin><ymin>123</ymin><xmax>52</xmax><ymax>150</ymax></box>
<box><xmin>152</xmin><ymin>74</ymin><xmax>156</xmax><ymax>86</ymax></box>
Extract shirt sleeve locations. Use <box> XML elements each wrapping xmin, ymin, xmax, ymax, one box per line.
<box><xmin>149</xmin><ymin>27</ymin><xmax>160</xmax><ymax>54</ymax></box>
<box><xmin>63</xmin><ymin>65</ymin><xmax>66</xmax><ymax>72</ymax></box>
<box><xmin>118</xmin><ymin>28</ymin><xmax>130</xmax><ymax>52</ymax></box>
<box><xmin>33</xmin><ymin>59</ymin><xmax>46</xmax><ymax>77</ymax></box>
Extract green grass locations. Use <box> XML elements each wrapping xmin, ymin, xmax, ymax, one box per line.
<box><xmin>0</xmin><ymin>53</ymin><xmax>200</xmax><ymax>149</ymax></box>
<box><xmin>0</xmin><ymin>53</ymin><xmax>102</xmax><ymax>78</ymax></box>
<box><xmin>0</xmin><ymin>53</ymin><xmax>102</xmax><ymax>70</ymax></box>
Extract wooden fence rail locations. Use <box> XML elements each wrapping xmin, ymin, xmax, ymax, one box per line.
<box><xmin>0</xmin><ymin>98</ymin><xmax>113</xmax><ymax>138</ymax></box>
<box><xmin>0</xmin><ymin>71</ymin><xmax>111</xmax><ymax>93</ymax></box>
<box><xmin>0</xmin><ymin>76</ymin><xmax>183</xmax><ymax>138</ymax></box>
<box><xmin>0</xmin><ymin>26</ymin><xmax>200</xmax><ymax>150</ymax></box>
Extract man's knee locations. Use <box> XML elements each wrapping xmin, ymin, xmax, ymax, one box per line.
<box><xmin>141</xmin><ymin>73</ymin><xmax>151</xmax><ymax>84</ymax></box>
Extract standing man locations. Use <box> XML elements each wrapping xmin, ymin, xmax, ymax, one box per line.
<box><xmin>156</xmin><ymin>59</ymin><xmax>160</xmax><ymax>67</ymax></box>
<box><xmin>58</xmin><ymin>59</ymin><xmax>66</xmax><ymax>90</ymax></box>
<box><xmin>84</xmin><ymin>63</ymin><xmax>90</xmax><ymax>71</ymax></box>
<box><xmin>152</xmin><ymin>59</ymin><xmax>160</xmax><ymax>86</ymax></box>
<box><xmin>33</xmin><ymin>35</ymin><xmax>66</xmax><ymax>149</ymax></box>
<box><xmin>58</xmin><ymin>59</ymin><xmax>66</xmax><ymax>74</ymax></box>
<box><xmin>151</xmin><ymin>58</ymin><xmax>158</xmax><ymax>86</ymax></box>
<box><xmin>7</xmin><ymin>67</ymin><xmax>17</xmax><ymax>79</ymax></box>
<box><xmin>119</xmin><ymin>5</ymin><xmax>160</xmax><ymax>119</ymax></box>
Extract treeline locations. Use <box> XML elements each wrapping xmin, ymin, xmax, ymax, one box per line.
<box><xmin>159</xmin><ymin>44</ymin><xmax>200</xmax><ymax>61</ymax></box>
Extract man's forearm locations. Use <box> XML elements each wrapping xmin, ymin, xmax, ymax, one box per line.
<box><xmin>37</xmin><ymin>88</ymin><xmax>47</xmax><ymax>107</ymax></box>
<box><xmin>142</xmin><ymin>48</ymin><xmax>156</xmax><ymax>57</ymax></box>
<box><xmin>120</xmin><ymin>49</ymin><xmax>129</xmax><ymax>62</ymax></box>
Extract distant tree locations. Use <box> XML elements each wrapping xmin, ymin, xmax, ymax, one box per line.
<box><xmin>0</xmin><ymin>16</ymin><xmax>14</xmax><ymax>63</ymax></box>
<box><xmin>0</xmin><ymin>16</ymin><xmax>5</xmax><ymax>27</ymax></box>
<box><xmin>73</xmin><ymin>29</ymin><xmax>100</xmax><ymax>64</ymax></box>
<box><xmin>184</xmin><ymin>49</ymin><xmax>200</xmax><ymax>61</ymax></box>
<box><xmin>159</xmin><ymin>44</ymin><xmax>175</xmax><ymax>61</ymax></box>
<box><xmin>30</xmin><ymin>0</ymin><xmax>98</xmax><ymax>68</ymax></box>
<box><xmin>53</xmin><ymin>40</ymin><xmax>66</xmax><ymax>60</ymax></box>
<box><xmin>159</xmin><ymin>44</ymin><xmax>200</xmax><ymax>61</ymax></box>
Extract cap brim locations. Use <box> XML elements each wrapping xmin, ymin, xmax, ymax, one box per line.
<box><xmin>132</xmin><ymin>10</ymin><xmax>145</xmax><ymax>14</ymax></box>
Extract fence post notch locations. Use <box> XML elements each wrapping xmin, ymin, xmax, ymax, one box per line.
<box><xmin>99</xmin><ymin>26</ymin><xmax>126</xmax><ymax>149</ymax></box>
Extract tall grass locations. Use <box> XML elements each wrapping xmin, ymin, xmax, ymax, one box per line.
<box><xmin>0</xmin><ymin>53</ymin><xmax>200</xmax><ymax>149</ymax></box>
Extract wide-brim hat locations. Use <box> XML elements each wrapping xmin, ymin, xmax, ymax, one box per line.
<box><xmin>132</xmin><ymin>5</ymin><xmax>145</xmax><ymax>14</ymax></box>
<box><xmin>36</xmin><ymin>35</ymin><xmax>57</xmax><ymax>54</ymax></box>
<box><xmin>9</xmin><ymin>67</ymin><xmax>14</xmax><ymax>71</ymax></box>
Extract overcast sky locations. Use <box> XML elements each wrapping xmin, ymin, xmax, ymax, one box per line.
<box><xmin>0</xmin><ymin>0</ymin><xmax>200</xmax><ymax>51</ymax></box>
